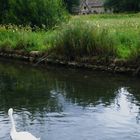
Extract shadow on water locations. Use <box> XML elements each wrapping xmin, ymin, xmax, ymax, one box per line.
<box><xmin>0</xmin><ymin>60</ymin><xmax>140</xmax><ymax>140</ymax></box>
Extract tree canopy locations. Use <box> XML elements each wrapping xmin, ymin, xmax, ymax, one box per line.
<box><xmin>104</xmin><ymin>0</ymin><xmax>140</xmax><ymax>12</ymax></box>
<box><xmin>0</xmin><ymin>0</ymin><xmax>67</xmax><ymax>28</ymax></box>
<box><xmin>63</xmin><ymin>0</ymin><xmax>80</xmax><ymax>13</ymax></box>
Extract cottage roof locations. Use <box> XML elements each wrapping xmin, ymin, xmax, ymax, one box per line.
<box><xmin>82</xmin><ymin>0</ymin><xmax>104</xmax><ymax>7</ymax></box>
<box><xmin>89</xmin><ymin>0</ymin><xmax>104</xmax><ymax>6</ymax></box>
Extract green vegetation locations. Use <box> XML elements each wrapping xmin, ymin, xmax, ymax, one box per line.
<box><xmin>0</xmin><ymin>14</ymin><xmax>140</xmax><ymax>61</ymax></box>
<box><xmin>63</xmin><ymin>0</ymin><xmax>80</xmax><ymax>13</ymax></box>
<box><xmin>0</xmin><ymin>25</ymin><xmax>46</xmax><ymax>52</ymax></box>
<box><xmin>104</xmin><ymin>0</ymin><xmax>140</xmax><ymax>12</ymax></box>
<box><xmin>0</xmin><ymin>0</ymin><xmax>68</xmax><ymax>28</ymax></box>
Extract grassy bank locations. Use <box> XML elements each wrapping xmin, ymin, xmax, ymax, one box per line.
<box><xmin>0</xmin><ymin>13</ymin><xmax>140</xmax><ymax>62</ymax></box>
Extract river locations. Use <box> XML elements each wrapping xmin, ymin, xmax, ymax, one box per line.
<box><xmin>0</xmin><ymin>60</ymin><xmax>140</xmax><ymax>140</ymax></box>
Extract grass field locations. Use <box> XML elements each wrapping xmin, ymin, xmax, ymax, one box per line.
<box><xmin>0</xmin><ymin>13</ymin><xmax>140</xmax><ymax>61</ymax></box>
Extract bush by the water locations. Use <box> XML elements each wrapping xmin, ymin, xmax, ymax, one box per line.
<box><xmin>0</xmin><ymin>0</ymin><xmax>67</xmax><ymax>28</ymax></box>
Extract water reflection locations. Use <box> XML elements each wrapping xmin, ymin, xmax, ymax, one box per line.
<box><xmin>0</xmin><ymin>60</ymin><xmax>140</xmax><ymax>140</ymax></box>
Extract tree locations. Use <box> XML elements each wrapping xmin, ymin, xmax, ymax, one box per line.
<box><xmin>0</xmin><ymin>0</ymin><xmax>9</xmax><ymax>22</ymax></box>
<box><xmin>63</xmin><ymin>0</ymin><xmax>80</xmax><ymax>13</ymax></box>
<box><xmin>0</xmin><ymin>0</ymin><xmax>67</xmax><ymax>28</ymax></box>
<box><xmin>104</xmin><ymin>0</ymin><xmax>140</xmax><ymax>12</ymax></box>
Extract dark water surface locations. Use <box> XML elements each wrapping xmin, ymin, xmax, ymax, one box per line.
<box><xmin>0</xmin><ymin>60</ymin><xmax>140</xmax><ymax>140</ymax></box>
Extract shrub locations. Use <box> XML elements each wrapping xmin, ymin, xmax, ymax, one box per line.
<box><xmin>0</xmin><ymin>0</ymin><xmax>68</xmax><ymax>28</ymax></box>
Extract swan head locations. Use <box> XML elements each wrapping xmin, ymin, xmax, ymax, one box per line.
<box><xmin>8</xmin><ymin>108</ymin><xmax>13</xmax><ymax>116</ymax></box>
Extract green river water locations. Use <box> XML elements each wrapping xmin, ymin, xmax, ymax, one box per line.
<box><xmin>0</xmin><ymin>60</ymin><xmax>140</xmax><ymax>140</ymax></box>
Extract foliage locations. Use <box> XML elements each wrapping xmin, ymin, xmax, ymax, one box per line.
<box><xmin>63</xmin><ymin>0</ymin><xmax>80</xmax><ymax>13</ymax></box>
<box><xmin>0</xmin><ymin>0</ymin><xmax>9</xmax><ymax>23</ymax></box>
<box><xmin>104</xmin><ymin>0</ymin><xmax>140</xmax><ymax>12</ymax></box>
<box><xmin>0</xmin><ymin>25</ymin><xmax>48</xmax><ymax>52</ymax></box>
<box><xmin>48</xmin><ymin>20</ymin><xmax>117</xmax><ymax>60</ymax></box>
<box><xmin>0</xmin><ymin>0</ymin><xmax>68</xmax><ymax>28</ymax></box>
<box><xmin>70</xmin><ymin>14</ymin><xmax>140</xmax><ymax>60</ymax></box>
<box><xmin>0</xmin><ymin>14</ymin><xmax>140</xmax><ymax>61</ymax></box>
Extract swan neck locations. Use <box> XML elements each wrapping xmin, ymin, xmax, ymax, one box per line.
<box><xmin>9</xmin><ymin>113</ymin><xmax>16</xmax><ymax>132</ymax></box>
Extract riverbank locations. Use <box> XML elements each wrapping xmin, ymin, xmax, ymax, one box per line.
<box><xmin>0</xmin><ymin>14</ymin><xmax>140</xmax><ymax>76</ymax></box>
<box><xmin>0</xmin><ymin>49</ymin><xmax>140</xmax><ymax>76</ymax></box>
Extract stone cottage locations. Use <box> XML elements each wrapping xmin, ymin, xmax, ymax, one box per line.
<box><xmin>72</xmin><ymin>0</ymin><xmax>110</xmax><ymax>14</ymax></box>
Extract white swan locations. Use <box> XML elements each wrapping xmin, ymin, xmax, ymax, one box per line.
<box><xmin>8</xmin><ymin>108</ymin><xmax>40</xmax><ymax>140</ymax></box>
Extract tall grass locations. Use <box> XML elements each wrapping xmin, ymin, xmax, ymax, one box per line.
<box><xmin>46</xmin><ymin>14</ymin><xmax>140</xmax><ymax>60</ymax></box>
<box><xmin>49</xmin><ymin>14</ymin><xmax>140</xmax><ymax>60</ymax></box>
<box><xmin>0</xmin><ymin>25</ymin><xmax>48</xmax><ymax>52</ymax></box>
<box><xmin>0</xmin><ymin>14</ymin><xmax>140</xmax><ymax>61</ymax></box>
<box><xmin>47</xmin><ymin>20</ymin><xmax>118</xmax><ymax>60</ymax></box>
